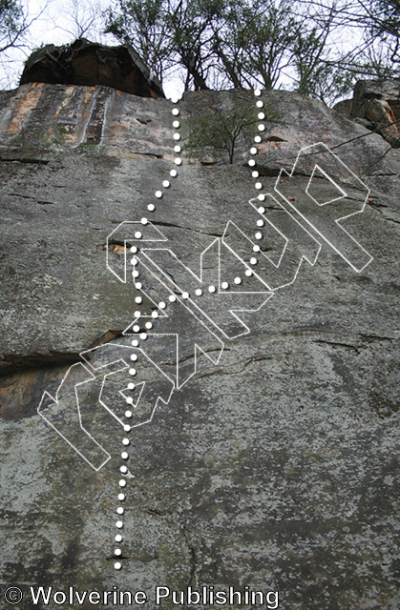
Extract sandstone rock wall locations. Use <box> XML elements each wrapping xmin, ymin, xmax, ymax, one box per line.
<box><xmin>0</xmin><ymin>82</ymin><xmax>399</xmax><ymax>610</ymax></box>
<box><xmin>20</xmin><ymin>39</ymin><xmax>165</xmax><ymax>99</ymax></box>
<box><xmin>335</xmin><ymin>79</ymin><xmax>400</xmax><ymax>148</ymax></box>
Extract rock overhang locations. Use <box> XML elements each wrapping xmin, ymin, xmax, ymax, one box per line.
<box><xmin>19</xmin><ymin>38</ymin><xmax>165</xmax><ymax>99</ymax></box>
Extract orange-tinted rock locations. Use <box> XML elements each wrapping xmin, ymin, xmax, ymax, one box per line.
<box><xmin>1</xmin><ymin>82</ymin><xmax>400</xmax><ymax>608</ymax></box>
<box><xmin>351</xmin><ymin>79</ymin><xmax>400</xmax><ymax>147</ymax></box>
<box><xmin>20</xmin><ymin>38</ymin><xmax>164</xmax><ymax>98</ymax></box>
<box><xmin>364</xmin><ymin>98</ymin><xmax>400</xmax><ymax>147</ymax></box>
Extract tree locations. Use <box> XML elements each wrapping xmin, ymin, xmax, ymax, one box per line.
<box><xmin>239</xmin><ymin>0</ymin><xmax>300</xmax><ymax>90</ymax></box>
<box><xmin>105</xmin><ymin>0</ymin><xmax>305</xmax><ymax>90</ymax></box>
<box><xmin>356</xmin><ymin>0</ymin><xmax>400</xmax><ymax>65</ymax></box>
<box><xmin>49</xmin><ymin>0</ymin><xmax>106</xmax><ymax>42</ymax></box>
<box><xmin>105</xmin><ymin>0</ymin><xmax>172</xmax><ymax>82</ymax></box>
<box><xmin>105</xmin><ymin>0</ymin><xmax>225</xmax><ymax>89</ymax></box>
<box><xmin>0</xmin><ymin>1</ymin><xmax>54</xmax><ymax>89</ymax></box>
<box><xmin>290</xmin><ymin>2</ymin><xmax>356</xmax><ymax>103</ymax></box>
<box><xmin>287</xmin><ymin>0</ymin><xmax>400</xmax><ymax>99</ymax></box>
<box><xmin>210</xmin><ymin>0</ymin><xmax>247</xmax><ymax>88</ymax></box>
<box><xmin>0</xmin><ymin>0</ymin><xmax>25</xmax><ymax>53</ymax></box>
<box><xmin>103</xmin><ymin>0</ymin><xmax>400</xmax><ymax>103</ymax></box>
<box><xmin>184</xmin><ymin>98</ymin><xmax>281</xmax><ymax>164</ymax></box>
<box><xmin>211</xmin><ymin>0</ymin><xmax>301</xmax><ymax>90</ymax></box>
<box><xmin>166</xmin><ymin>0</ymin><xmax>225</xmax><ymax>91</ymax></box>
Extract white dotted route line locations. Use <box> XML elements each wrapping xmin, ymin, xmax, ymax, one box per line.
<box><xmin>113</xmin><ymin>219</ymin><xmax>178</xmax><ymax>569</ymax></box>
<box><xmin>114</xmin><ymin>89</ymin><xmax>266</xmax><ymax>568</ymax></box>
<box><xmin>149</xmin><ymin>97</ymin><xmax>181</xmax><ymax>213</ymax></box>
<box><xmin>217</xmin><ymin>88</ymin><xmax>267</xmax><ymax>291</ymax></box>
<box><xmin>224</xmin><ymin>87</ymin><xmax>270</xmax><ymax>285</ymax></box>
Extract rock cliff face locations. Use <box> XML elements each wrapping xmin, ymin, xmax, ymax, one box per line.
<box><xmin>20</xmin><ymin>39</ymin><xmax>165</xmax><ymax>98</ymax></box>
<box><xmin>335</xmin><ymin>79</ymin><xmax>400</xmax><ymax>147</ymax></box>
<box><xmin>1</xmin><ymin>79</ymin><xmax>400</xmax><ymax>610</ymax></box>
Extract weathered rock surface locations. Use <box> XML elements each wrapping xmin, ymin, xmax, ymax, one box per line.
<box><xmin>0</xmin><ymin>82</ymin><xmax>400</xmax><ymax>610</ymax></box>
<box><xmin>20</xmin><ymin>39</ymin><xmax>164</xmax><ymax>98</ymax></box>
<box><xmin>335</xmin><ymin>79</ymin><xmax>400</xmax><ymax>148</ymax></box>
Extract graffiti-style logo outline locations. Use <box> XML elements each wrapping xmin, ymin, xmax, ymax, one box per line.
<box><xmin>38</xmin><ymin>142</ymin><xmax>373</xmax><ymax>470</ymax></box>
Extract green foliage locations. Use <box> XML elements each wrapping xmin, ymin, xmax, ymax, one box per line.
<box><xmin>105</xmin><ymin>0</ymin><xmax>172</xmax><ymax>83</ymax></box>
<box><xmin>103</xmin><ymin>0</ymin><xmax>400</xmax><ymax>104</ymax></box>
<box><xmin>11</xmin><ymin>125</ymin><xmax>106</xmax><ymax>160</ymax></box>
<box><xmin>183</xmin><ymin>99</ymin><xmax>282</xmax><ymax>164</ymax></box>
<box><xmin>166</xmin><ymin>0</ymin><xmax>225</xmax><ymax>90</ymax></box>
<box><xmin>105</xmin><ymin>0</ymin><xmax>225</xmax><ymax>89</ymax></box>
<box><xmin>290</xmin><ymin>21</ymin><xmax>355</xmax><ymax>104</ymax></box>
<box><xmin>52</xmin><ymin>125</ymin><xmax>68</xmax><ymax>149</ymax></box>
<box><xmin>219</xmin><ymin>0</ymin><xmax>300</xmax><ymax>90</ymax></box>
<box><xmin>104</xmin><ymin>0</ymin><xmax>302</xmax><ymax>91</ymax></box>
<box><xmin>11</xmin><ymin>125</ymin><xmax>68</xmax><ymax>161</ymax></box>
<box><xmin>78</xmin><ymin>142</ymin><xmax>106</xmax><ymax>155</ymax></box>
<box><xmin>0</xmin><ymin>0</ymin><xmax>24</xmax><ymax>52</ymax></box>
<box><xmin>0</xmin><ymin>0</ymin><xmax>22</xmax><ymax>34</ymax></box>
<box><xmin>364</xmin><ymin>0</ymin><xmax>400</xmax><ymax>64</ymax></box>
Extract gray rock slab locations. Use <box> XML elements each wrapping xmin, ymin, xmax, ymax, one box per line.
<box><xmin>0</xmin><ymin>84</ymin><xmax>399</xmax><ymax>610</ymax></box>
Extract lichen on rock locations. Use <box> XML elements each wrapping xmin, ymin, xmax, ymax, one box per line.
<box><xmin>0</xmin><ymin>72</ymin><xmax>400</xmax><ymax>610</ymax></box>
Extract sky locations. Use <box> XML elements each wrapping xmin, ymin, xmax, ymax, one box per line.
<box><xmin>0</xmin><ymin>0</ymin><xmax>184</xmax><ymax>98</ymax></box>
<box><xmin>0</xmin><ymin>0</ymin><xmax>368</xmax><ymax>101</ymax></box>
<box><xmin>0</xmin><ymin>0</ymin><xmax>114</xmax><ymax>87</ymax></box>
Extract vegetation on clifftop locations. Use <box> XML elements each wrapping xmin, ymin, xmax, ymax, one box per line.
<box><xmin>104</xmin><ymin>0</ymin><xmax>400</xmax><ymax>104</ymax></box>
